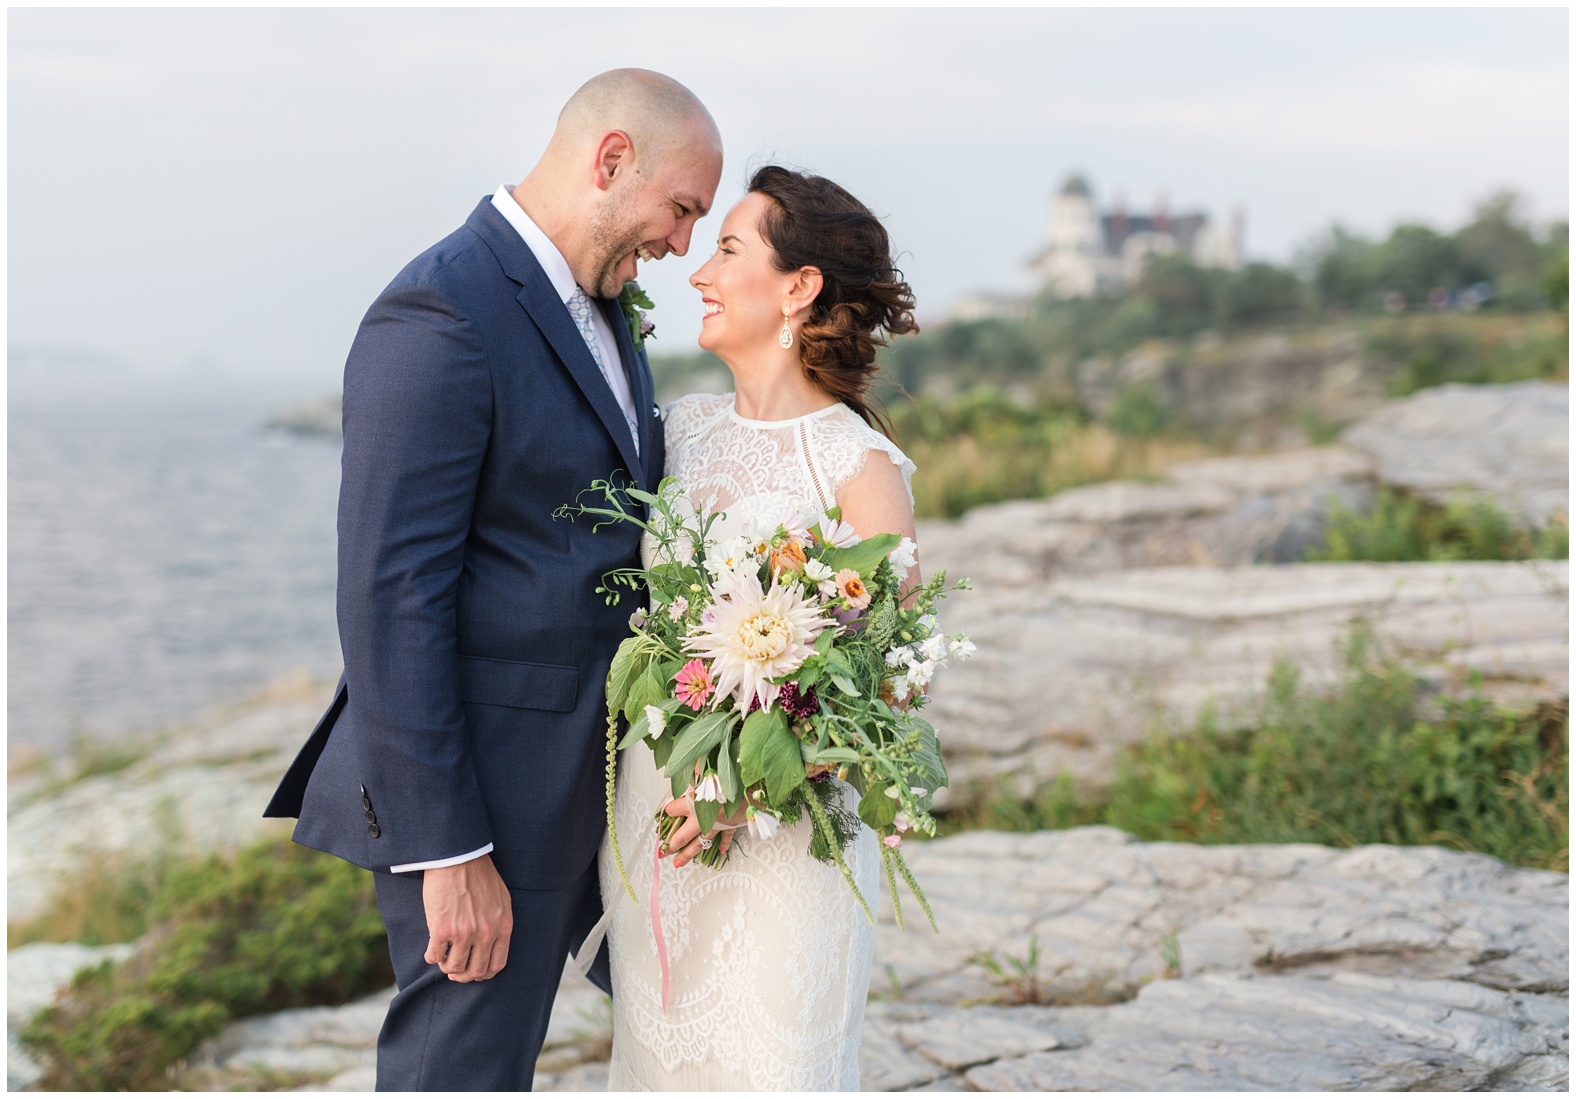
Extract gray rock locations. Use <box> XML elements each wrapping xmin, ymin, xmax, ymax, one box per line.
<box><xmin>921</xmin><ymin>558</ymin><xmax>1567</xmax><ymax>797</ymax></box>
<box><xmin>304</xmin><ymin>1065</ymin><xmax>377</xmax><ymax>1091</ymax></box>
<box><xmin>1343</xmin><ymin>380</ymin><xmax>1568</xmax><ymax>527</ymax></box>
<box><xmin>860</xmin><ymin>1008</ymin><xmax>950</xmax><ymax>1090</ymax></box>
<box><xmin>7</xmin><ymin>688</ymin><xmax>332</xmax><ymax>922</ymax></box>
<box><xmin>964</xmin><ymin>974</ymin><xmax>1568</xmax><ymax>1092</ymax></box>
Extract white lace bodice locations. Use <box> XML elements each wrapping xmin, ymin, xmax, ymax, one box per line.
<box><xmin>662</xmin><ymin>392</ymin><xmax>915</xmax><ymax>538</ymax></box>
<box><xmin>599</xmin><ymin>390</ymin><xmax>912</xmax><ymax>1090</ymax></box>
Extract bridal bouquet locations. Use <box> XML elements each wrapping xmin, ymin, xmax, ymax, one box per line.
<box><xmin>557</xmin><ymin>477</ymin><xmax>973</xmax><ymax>929</ymax></box>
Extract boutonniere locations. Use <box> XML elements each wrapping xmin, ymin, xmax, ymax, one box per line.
<box><xmin>618</xmin><ymin>282</ymin><xmax>656</xmax><ymax>350</ymax></box>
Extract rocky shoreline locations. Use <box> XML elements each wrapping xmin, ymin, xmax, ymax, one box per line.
<box><xmin>9</xmin><ymin>380</ymin><xmax>1567</xmax><ymax>1091</ymax></box>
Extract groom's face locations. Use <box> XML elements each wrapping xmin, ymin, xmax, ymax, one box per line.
<box><xmin>586</xmin><ymin>137</ymin><xmax>722</xmax><ymax>299</ymax></box>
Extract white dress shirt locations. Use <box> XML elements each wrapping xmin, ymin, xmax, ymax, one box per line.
<box><xmin>390</xmin><ymin>188</ymin><xmax>638</xmax><ymax>875</ymax></box>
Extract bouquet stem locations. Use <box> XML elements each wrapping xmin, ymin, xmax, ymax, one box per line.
<box><xmin>655</xmin><ymin>806</ymin><xmax>729</xmax><ymax>869</ymax></box>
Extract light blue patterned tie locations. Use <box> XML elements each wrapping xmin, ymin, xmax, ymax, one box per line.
<box><xmin>566</xmin><ymin>287</ymin><xmax>640</xmax><ymax>455</ymax></box>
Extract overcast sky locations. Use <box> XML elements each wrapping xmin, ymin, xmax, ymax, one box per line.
<box><xmin>8</xmin><ymin>6</ymin><xmax>1568</xmax><ymax>389</ymax></box>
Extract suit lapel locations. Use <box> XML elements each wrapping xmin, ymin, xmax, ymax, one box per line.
<box><xmin>465</xmin><ymin>199</ymin><xmax>644</xmax><ymax>481</ymax></box>
<box><xmin>596</xmin><ymin>296</ymin><xmax>660</xmax><ymax>491</ymax></box>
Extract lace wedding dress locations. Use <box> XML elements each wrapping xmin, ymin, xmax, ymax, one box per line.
<box><xmin>597</xmin><ymin>392</ymin><xmax>916</xmax><ymax>1091</ymax></box>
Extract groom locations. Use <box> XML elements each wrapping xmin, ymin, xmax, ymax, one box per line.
<box><xmin>265</xmin><ymin>69</ymin><xmax>722</xmax><ymax>1090</ymax></box>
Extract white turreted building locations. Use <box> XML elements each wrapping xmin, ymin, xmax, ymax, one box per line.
<box><xmin>1033</xmin><ymin>174</ymin><xmax>1244</xmax><ymax>299</ymax></box>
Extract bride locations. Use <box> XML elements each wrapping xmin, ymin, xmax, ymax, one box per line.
<box><xmin>597</xmin><ymin>164</ymin><xmax>923</xmax><ymax>1090</ymax></box>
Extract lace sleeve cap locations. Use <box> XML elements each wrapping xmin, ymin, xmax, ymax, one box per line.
<box><xmin>815</xmin><ymin>408</ymin><xmax>916</xmax><ymax>509</ymax></box>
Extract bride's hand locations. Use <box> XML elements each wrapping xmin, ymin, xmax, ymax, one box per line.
<box><xmin>661</xmin><ymin>795</ymin><xmax>745</xmax><ymax>868</ymax></box>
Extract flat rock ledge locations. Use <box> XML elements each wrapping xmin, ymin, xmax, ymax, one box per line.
<box><xmin>14</xmin><ymin>828</ymin><xmax>1562</xmax><ymax>1091</ymax></box>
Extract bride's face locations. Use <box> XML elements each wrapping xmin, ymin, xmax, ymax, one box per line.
<box><xmin>689</xmin><ymin>192</ymin><xmax>798</xmax><ymax>359</ymax></box>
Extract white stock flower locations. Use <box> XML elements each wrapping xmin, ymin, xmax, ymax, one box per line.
<box><xmin>884</xmin><ymin>645</ymin><xmax>911</xmax><ymax>668</ymax></box>
<box><xmin>694</xmin><ymin>772</ymin><xmax>723</xmax><ymax>802</ymax></box>
<box><xmin>703</xmin><ymin>535</ymin><xmax>753</xmax><ymax>578</ymax></box>
<box><xmin>953</xmin><ymin>637</ymin><xmax>977</xmax><ymax>659</ymax></box>
<box><xmin>888</xmin><ymin>536</ymin><xmax>919</xmax><ymax>570</ymax></box>
<box><xmin>919</xmin><ymin>635</ymin><xmax>948</xmax><ymax>662</ymax></box>
<box><xmin>803</xmin><ymin>557</ymin><xmax>833</xmax><ymax>583</ymax></box>
<box><xmin>644</xmin><ymin>705</ymin><xmax>668</xmax><ymax>739</ymax></box>
<box><xmin>816</xmin><ymin>515</ymin><xmax>861</xmax><ymax>549</ymax></box>
<box><xmin>682</xmin><ymin>569</ymin><xmax>833</xmax><ymax>712</ymax></box>
<box><xmin>747</xmin><ymin>807</ymin><xmax>781</xmax><ymax>840</ymax></box>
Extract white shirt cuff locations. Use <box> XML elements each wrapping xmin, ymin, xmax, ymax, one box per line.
<box><xmin>389</xmin><ymin>843</ymin><xmax>494</xmax><ymax>874</ymax></box>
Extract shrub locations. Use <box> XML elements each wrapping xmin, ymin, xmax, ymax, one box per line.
<box><xmin>938</xmin><ymin>624</ymin><xmax>1569</xmax><ymax>873</ymax></box>
<box><xmin>886</xmin><ymin>390</ymin><xmax>1211</xmax><ymax>518</ymax></box>
<box><xmin>21</xmin><ymin>838</ymin><xmax>392</xmax><ymax>1091</ymax></box>
<box><xmin>1307</xmin><ymin>487</ymin><xmax>1568</xmax><ymax>563</ymax></box>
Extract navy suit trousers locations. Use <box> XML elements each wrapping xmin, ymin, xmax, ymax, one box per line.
<box><xmin>372</xmin><ymin>863</ymin><xmax>610</xmax><ymax>1091</ymax></box>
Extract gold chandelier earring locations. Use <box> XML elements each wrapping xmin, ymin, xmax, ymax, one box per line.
<box><xmin>779</xmin><ymin>304</ymin><xmax>794</xmax><ymax>350</ymax></box>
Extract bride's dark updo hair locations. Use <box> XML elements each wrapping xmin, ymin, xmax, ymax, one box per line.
<box><xmin>748</xmin><ymin>165</ymin><xmax>918</xmax><ymax>435</ymax></box>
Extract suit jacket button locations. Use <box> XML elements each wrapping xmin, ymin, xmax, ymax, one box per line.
<box><xmin>362</xmin><ymin>796</ymin><xmax>373</xmax><ymax>811</ymax></box>
<box><xmin>365</xmin><ymin>809</ymin><xmax>377</xmax><ymax>824</ymax></box>
<box><xmin>368</xmin><ymin>823</ymin><xmax>381</xmax><ymax>838</ymax></box>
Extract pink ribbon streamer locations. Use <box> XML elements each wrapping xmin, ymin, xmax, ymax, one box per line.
<box><xmin>651</xmin><ymin>837</ymin><xmax>670</xmax><ymax>1011</ymax></box>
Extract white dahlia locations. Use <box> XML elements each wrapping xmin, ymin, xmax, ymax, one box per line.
<box><xmin>683</xmin><ymin>570</ymin><xmax>833</xmax><ymax>712</ymax></box>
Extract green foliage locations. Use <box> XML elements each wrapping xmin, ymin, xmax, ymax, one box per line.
<box><xmin>1365</xmin><ymin>314</ymin><xmax>1568</xmax><ymax>395</ymax></box>
<box><xmin>884</xmin><ymin>389</ymin><xmax>1207</xmax><ymax>519</ymax></box>
<box><xmin>10</xmin><ymin>848</ymin><xmax>174</xmax><ymax>949</ymax></box>
<box><xmin>1307</xmin><ymin>487</ymin><xmax>1568</xmax><ymax>563</ymax></box>
<box><xmin>1308</xmin><ymin>192</ymin><xmax>1565</xmax><ymax>314</ymax></box>
<box><xmin>968</xmin><ymin>934</ymin><xmax>1048</xmax><ymax>1005</ymax></box>
<box><xmin>21</xmin><ymin>838</ymin><xmax>393</xmax><ymax>1091</ymax></box>
<box><xmin>939</xmin><ymin>625</ymin><xmax>1569</xmax><ymax>873</ymax></box>
<box><xmin>1106</xmin><ymin>381</ymin><xmax>1170</xmax><ymax>439</ymax></box>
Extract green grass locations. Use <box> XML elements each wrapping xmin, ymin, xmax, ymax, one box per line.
<box><xmin>20</xmin><ymin>838</ymin><xmax>392</xmax><ymax>1091</ymax></box>
<box><xmin>1307</xmin><ymin>487</ymin><xmax>1568</xmax><ymax>563</ymax></box>
<box><xmin>938</xmin><ymin>625</ymin><xmax>1569</xmax><ymax>873</ymax></box>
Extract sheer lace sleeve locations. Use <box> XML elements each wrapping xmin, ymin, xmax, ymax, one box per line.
<box><xmin>808</xmin><ymin>406</ymin><xmax>917</xmax><ymax>510</ymax></box>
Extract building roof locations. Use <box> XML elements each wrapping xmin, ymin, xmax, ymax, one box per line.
<box><xmin>1060</xmin><ymin>174</ymin><xmax>1092</xmax><ymax>198</ymax></box>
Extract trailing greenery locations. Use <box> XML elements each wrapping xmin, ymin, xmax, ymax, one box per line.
<box><xmin>21</xmin><ymin>838</ymin><xmax>392</xmax><ymax>1091</ymax></box>
<box><xmin>1307</xmin><ymin>487</ymin><xmax>1568</xmax><ymax>563</ymax></box>
<box><xmin>937</xmin><ymin>625</ymin><xmax>1569</xmax><ymax>873</ymax></box>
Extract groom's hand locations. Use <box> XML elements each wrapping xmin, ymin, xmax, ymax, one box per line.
<box><xmin>422</xmin><ymin>854</ymin><xmax>513</xmax><ymax>982</ymax></box>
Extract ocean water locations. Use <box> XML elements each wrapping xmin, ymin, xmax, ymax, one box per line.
<box><xmin>8</xmin><ymin>376</ymin><xmax>345</xmax><ymax>757</ymax></box>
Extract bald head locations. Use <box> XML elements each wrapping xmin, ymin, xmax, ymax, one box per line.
<box><xmin>550</xmin><ymin>68</ymin><xmax>721</xmax><ymax>170</ymax></box>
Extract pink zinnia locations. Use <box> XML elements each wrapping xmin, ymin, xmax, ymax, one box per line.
<box><xmin>674</xmin><ymin>659</ymin><xmax>715</xmax><ymax>710</ymax></box>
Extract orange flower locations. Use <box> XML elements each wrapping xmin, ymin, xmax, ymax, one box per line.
<box><xmin>770</xmin><ymin>538</ymin><xmax>808</xmax><ymax>579</ymax></box>
<box><xmin>834</xmin><ymin>568</ymin><xmax>871</xmax><ymax>610</ymax></box>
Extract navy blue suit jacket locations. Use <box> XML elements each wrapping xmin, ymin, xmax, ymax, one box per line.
<box><xmin>266</xmin><ymin>198</ymin><xmax>663</xmax><ymax>891</ymax></box>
